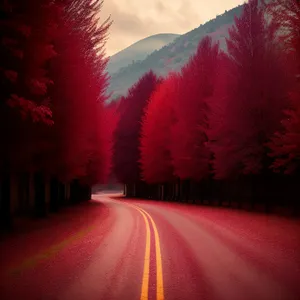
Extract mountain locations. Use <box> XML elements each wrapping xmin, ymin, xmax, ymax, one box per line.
<box><xmin>106</xmin><ymin>33</ymin><xmax>180</xmax><ymax>75</ymax></box>
<box><xmin>108</xmin><ymin>4</ymin><xmax>245</xmax><ymax>100</ymax></box>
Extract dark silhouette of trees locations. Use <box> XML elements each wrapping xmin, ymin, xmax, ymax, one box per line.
<box><xmin>0</xmin><ymin>0</ymin><xmax>112</xmax><ymax>229</ymax></box>
<box><xmin>0</xmin><ymin>0</ymin><xmax>58</xmax><ymax>226</ymax></box>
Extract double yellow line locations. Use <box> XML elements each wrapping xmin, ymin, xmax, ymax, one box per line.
<box><xmin>127</xmin><ymin>203</ymin><xmax>164</xmax><ymax>300</ymax></box>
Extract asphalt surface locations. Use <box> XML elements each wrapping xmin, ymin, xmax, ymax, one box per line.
<box><xmin>1</xmin><ymin>192</ymin><xmax>299</xmax><ymax>300</ymax></box>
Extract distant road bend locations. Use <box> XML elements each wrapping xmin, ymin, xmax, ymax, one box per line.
<box><xmin>0</xmin><ymin>192</ymin><xmax>299</xmax><ymax>300</ymax></box>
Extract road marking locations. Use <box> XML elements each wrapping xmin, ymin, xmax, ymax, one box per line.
<box><xmin>135</xmin><ymin>207</ymin><xmax>151</xmax><ymax>300</ymax></box>
<box><xmin>126</xmin><ymin>202</ymin><xmax>164</xmax><ymax>300</ymax></box>
<box><xmin>137</xmin><ymin>206</ymin><xmax>164</xmax><ymax>300</ymax></box>
<box><xmin>8</xmin><ymin>224</ymin><xmax>95</xmax><ymax>276</ymax></box>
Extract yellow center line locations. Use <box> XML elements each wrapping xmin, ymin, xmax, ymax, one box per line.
<box><xmin>8</xmin><ymin>224</ymin><xmax>95</xmax><ymax>276</ymax></box>
<box><xmin>126</xmin><ymin>202</ymin><xmax>164</xmax><ymax>300</ymax></box>
<box><xmin>136</xmin><ymin>206</ymin><xmax>164</xmax><ymax>300</ymax></box>
<box><xmin>136</xmin><ymin>208</ymin><xmax>151</xmax><ymax>300</ymax></box>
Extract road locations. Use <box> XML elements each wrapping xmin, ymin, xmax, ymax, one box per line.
<box><xmin>0</xmin><ymin>192</ymin><xmax>300</xmax><ymax>300</ymax></box>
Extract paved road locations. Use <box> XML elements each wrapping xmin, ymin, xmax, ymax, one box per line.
<box><xmin>1</xmin><ymin>193</ymin><xmax>299</xmax><ymax>300</ymax></box>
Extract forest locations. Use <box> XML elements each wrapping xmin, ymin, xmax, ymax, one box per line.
<box><xmin>113</xmin><ymin>0</ymin><xmax>300</xmax><ymax>215</ymax></box>
<box><xmin>0</xmin><ymin>0</ymin><xmax>118</xmax><ymax>229</ymax></box>
<box><xmin>0</xmin><ymin>0</ymin><xmax>299</xmax><ymax>231</ymax></box>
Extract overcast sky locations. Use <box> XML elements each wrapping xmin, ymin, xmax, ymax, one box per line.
<box><xmin>101</xmin><ymin>0</ymin><xmax>246</xmax><ymax>56</ymax></box>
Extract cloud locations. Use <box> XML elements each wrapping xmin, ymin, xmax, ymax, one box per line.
<box><xmin>101</xmin><ymin>0</ymin><xmax>245</xmax><ymax>56</ymax></box>
<box><xmin>155</xmin><ymin>1</ymin><xmax>167</xmax><ymax>13</ymax></box>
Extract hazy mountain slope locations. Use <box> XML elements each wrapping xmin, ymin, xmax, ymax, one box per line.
<box><xmin>106</xmin><ymin>34</ymin><xmax>180</xmax><ymax>75</ymax></box>
<box><xmin>108</xmin><ymin>4</ymin><xmax>244</xmax><ymax>100</ymax></box>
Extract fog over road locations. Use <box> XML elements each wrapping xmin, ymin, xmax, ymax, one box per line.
<box><xmin>1</xmin><ymin>193</ymin><xmax>299</xmax><ymax>300</ymax></box>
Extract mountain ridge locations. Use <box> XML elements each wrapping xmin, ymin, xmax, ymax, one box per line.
<box><xmin>108</xmin><ymin>3</ymin><xmax>245</xmax><ymax>100</ymax></box>
<box><xmin>106</xmin><ymin>33</ymin><xmax>180</xmax><ymax>75</ymax></box>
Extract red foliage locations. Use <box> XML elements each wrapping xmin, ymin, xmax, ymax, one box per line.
<box><xmin>102</xmin><ymin>101</ymin><xmax>120</xmax><ymax>181</ymax></box>
<box><xmin>0</xmin><ymin>0</ymin><xmax>113</xmax><ymax>188</ymax></box>
<box><xmin>268</xmin><ymin>107</ymin><xmax>300</xmax><ymax>174</ymax></box>
<box><xmin>171</xmin><ymin>36</ymin><xmax>220</xmax><ymax>181</ymax></box>
<box><xmin>85</xmin><ymin>101</ymin><xmax>119</xmax><ymax>185</ymax></box>
<box><xmin>265</xmin><ymin>0</ymin><xmax>300</xmax><ymax>59</ymax></box>
<box><xmin>209</xmin><ymin>0</ymin><xmax>290</xmax><ymax>179</ymax></box>
<box><xmin>7</xmin><ymin>94</ymin><xmax>53</xmax><ymax>125</ymax></box>
<box><xmin>44</xmin><ymin>0</ymin><xmax>112</xmax><ymax>182</ymax></box>
<box><xmin>267</xmin><ymin>0</ymin><xmax>300</xmax><ymax>173</ymax></box>
<box><xmin>0</xmin><ymin>0</ymin><xmax>58</xmax><ymax>116</ymax></box>
<box><xmin>140</xmin><ymin>73</ymin><xmax>180</xmax><ymax>184</ymax></box>
<box><xmin>113</xmin><ymin>71</ymin><xmax>160</xmax><ymax>184</ymax></box>
<box><xmin>0</xmin><ymin>0</ymin><xmax>59</xmax><ymax>171</ymax></box>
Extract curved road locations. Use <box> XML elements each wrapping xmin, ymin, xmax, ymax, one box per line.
<box><xmin>0</xmin><ymin>192</ymin><xmax>299</xmax><ymax>300</ymax></box>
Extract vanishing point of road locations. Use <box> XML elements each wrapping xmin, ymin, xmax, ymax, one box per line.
<box><xmin>0</xmin><ymin>192</ymin><xmax>299</xmax><ymax>300</ymax></box>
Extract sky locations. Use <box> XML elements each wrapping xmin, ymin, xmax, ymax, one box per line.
<box><xmin>101</xmin><ymin>0</ymin><xmax>246</xmax><ymax>56</ymax></box>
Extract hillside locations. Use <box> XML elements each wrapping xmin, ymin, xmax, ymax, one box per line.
<box><xmin>106</xmin><ymin>33</ymin><xmax>180</xmax><ymax>75</ymax></box>
<box><xmin>108</xmin><ymin>4</ymin><xmax>244</xmax><ymax>100</ymax></box>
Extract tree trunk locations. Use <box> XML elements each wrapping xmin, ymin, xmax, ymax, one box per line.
<box><xmin>50</xmin><ymin>177</ymin><xmax>59</xmax><ymax>212</ymax></box>
<box><xmin>264</xmin><ymin>176</ymin><xmax>271</xmax><ymax>214</ymax></box>
<box><xmin>174</xmin><ymin>179</ymin><xmax>179</xmax><ymax>201</ymax></box>
<box><xmin>84</xmin><ymin>185</ymin><xmax>92</xmax><ymax>201</ymax></box>
<box><xmin>125</xmin><ymin>183</ymin><xmax>132</xmax><ymax>197</ymax></box>
<box><xmin>160</xmin><ymin>184</ymin><xmax>164</xmax><ymax>201</ymax></box>
<box><xmin>218</xmin><ymin>180</ymin><xmax>223</xmax><ymax>207</ymax></box>
<box><xmin>191</xmin><ymin>181</ymin><xmax>196</xmax><ymax>204</ymax></box>
<box><xmin>19</xmin><ymin>172</ymin><xmax>30</xmax><ymax>214</ymax></box>
<box><xmin>187</xmin><ymin>179</ymin><xmax>191</xmax><ymax>202</ymax></box>
<box><xmin>292</xmin><ymin>196</ymin><xmax>299</xmax><ymax>217</ymax></box>
<box><xmin>65</xmin><ymin>183</ymin><xmax>70</xmax><ymax>204</ymax></box>
<box><xmin>70</xmin><ymin>179</ymin><xmax>79</xmax><ymax>203</ymax></box>
<box><xmin>198</xmin><ymin>181</ymin><xmax>203</xmax><ymax>204</ymax></box>
<box><xmin>133</xmin><ymin>183</ymin><xmax>136</xmax><ymax>198</ymax></box>
<box><xmin>34</xmin><ymin>172</ymin><xmax>47</xmax><ymax>218</ymax></box>
<box><xmin>179</xmin><ymin>179</ymin><xmax>184</xmax><ymax>202</ymax></box>
<box><xmin>228</xmin><ymin>186</ymin><xmax>232</xmax><ymax>207</ymax></box>
<box><xmin>135</xmin><ymin>181</ymin><xmax>145</xmax><ymax>198</ymax></box>
<box><xmin>171</xmin><ymin>182</ymin><xmax>176</xmax><ymax>201</ymax></box>
<box><xmin>183</xmin><ymin>179</ymin><xmax>190</xmax><ymax>202</ymax></box>
<box><xmin>250</xmin><ymin>176</ymin><xmax>256</xmax><ymax>211</ymax></box>
<box><xmin>59</xmin><ymin>182</ymin><xmax>66</xmax><ymax>205</ymax></box>
<box><xmin>236</xmin><ymin>178</ymin><xmax>242</xmax><ymax>209</ymax></box>
<box><xmin>0</xmin><ymin>172</ymin><xmax>12</xmax><ymax>230</ymax></box>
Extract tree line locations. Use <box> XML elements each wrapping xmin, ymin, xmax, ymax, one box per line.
<box><xmin>0</xmin><ymin>0</ymin><xmax>118</xmax><ymax>230</ymax></box>
<box><xmin>113</xmin><ymin>0</ymin><xmax>300</xmax><ymax>215</ymax></box>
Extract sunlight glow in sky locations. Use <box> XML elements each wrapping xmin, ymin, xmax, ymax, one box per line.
<box><xmin>102</xmin><ymin>0</ymin><xmax>246</xmax><ymax>56</ymax></box>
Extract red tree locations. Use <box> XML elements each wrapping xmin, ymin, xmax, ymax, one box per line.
<box><xmin>171</xmin><ymin>36</ymin><xmax>220</xmax><ymax>181</ymax></box>
<box><xmin>86</xmin><ymin>101</ymin><xmax>120</xmax><ymax>185</ymax></box>
<box><xmin>0</xmin><ymin>0</ymin><xmax>58</xmax><ymax>172</ymax></box>
<box><xmin>113</xmin><ymin>71</ymin><xmax>160</xmax><ymax>185</ymax></box>
<box><xmin>209</xmin><ymin>0</ymin><xmax>290</xmax><ymax>179</ymax></box>
<box><xmin>140</xmin><ymin>73</ymin><xmax>180</xmax><ymax>184</ymax></box>
<box><xmin>0</xmin><ymin>0</ymin><xmax>55</xmax><ymax>123</ymax></box>
<box><xmin>266</xmin><ymin>0</ymin><xmax>300</xmax><ymax>173</ymax></box>
<box><xmin>45</xmin><ymin>0</ymin><xmax>111</xmax><ymax>183</ymax></box>
<box><xmin>0</xmin><ymin>0</ymin><xmax>61</xmax><ymax>224</ymax></box>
